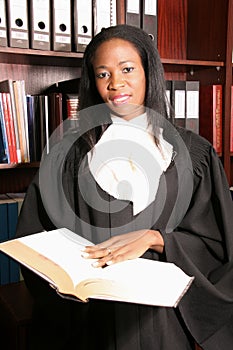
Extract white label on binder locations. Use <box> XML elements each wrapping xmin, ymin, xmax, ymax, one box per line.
<box><xmin>127</xmin><ymin>0</ymin><xmax>140</xmax><ymax>14</ymax></box>
<box><xmin>0</xmin><ymin>30</ymin><xmax>6</xmax><ymax>38</ymax></box>
<box><xmin>175</xmin><ymin>90</ymin><xmax>185</xmax><ymax>118</ymax></box>
<box><xmin>187</xmin><ymin>91</ymin><xmax>199</xmax><ymax>118</ymax></box>
<box><xmin>55</xmin><ymin>35</ymin><xmax>70</xmax><ymax>44</ymax></box>
<box><xmin>12</xmin><ymin>31</ymin><xmax>28</xmax><ymax>40</ymax></box>
<box><xmin>34</xmin><ymin>33</ymin><xmax>50</xmax><ymax>42</ymax></box>
<box><xmin>145</xmin><ymin>0</ymin><xmax>157</xmax><ymax>16</ymax></box>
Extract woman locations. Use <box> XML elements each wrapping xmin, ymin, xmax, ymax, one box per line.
<box><xmin>17</xmin><ymin>25</ymin><xmax>233</xmax><ymax>349</ymax></box>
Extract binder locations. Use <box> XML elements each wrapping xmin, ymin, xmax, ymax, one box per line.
<box><xmin>165</xmin><ymin>80</ymin><xmax>173</xmax><ymax>119</ymax></box>
<box><xmin>73</xmin><ymin>0</ymin><xmax>92</xmax><ymax>53</ymax></box>
<box><xmin>0</xmin><ymin>0</ymin><xmax>8</xmax><ymax>47</ymax></box>
<box><xmin>185</xmin><ymin>81</ymin><xmax>200</xmax><ymax>134</ymax></box>
<box><xmin>125</xmin><ymin>0</ymin><xmax>141</xmax><ymax>28</ymax></box>
<box><xmin>93</xmin><ymin>0</ymin><xmax>117</xmax><ymax>36</ymax></box>
<box><xmin>171</xmin><ymin>80</ymin><xmax>186</xmax><ymax>129</ymax></box>
<box><xmin>6</xmin><ymin>0</ymin><xmax>29</xmax><ymax>49</ymax></box>
<box><xmin>142</xmin><ymin>0</ymin><xmax>157</xmax><ymax>45</ymax></box>
<box><xmin>51</xmin><ymin>0</ymin><xmax>71</xmax><ymax>52</ymax></box>
<box><xmin>28</xmin><ymin>0</ymin><xmax>51</xmax><ymax>51</ymax></box>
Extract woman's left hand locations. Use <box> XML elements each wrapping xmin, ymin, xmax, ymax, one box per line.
<box><xmin>81</xmin><ymin>229</ymin><xmax>164</xmax><ymax>268</ymax></box>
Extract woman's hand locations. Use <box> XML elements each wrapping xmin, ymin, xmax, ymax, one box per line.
<box><xmin>81</xmin><ymin>229</ymin><xmax>164</xmax><ymax>268</ymax></box>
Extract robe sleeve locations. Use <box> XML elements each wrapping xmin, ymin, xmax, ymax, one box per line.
<box><xmin>163</xmin><ymin>130</ymin><xmax>233</xmax><ymax>348</ymax></box>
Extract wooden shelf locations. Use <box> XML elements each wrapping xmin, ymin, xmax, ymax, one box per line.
<box><xmin>0</xmin><ymin>163</ymin><xmax>39</xmax><ymax>170</ymax></box>
<box><xmin>0</xmin><ymin>46</ymin><xmax>84</xmax><ymax>59</ymax></box>
<box><xmin>161</xmin><ymin>58</ymin><xmax>225</xmax><ymax>67</ymax></box>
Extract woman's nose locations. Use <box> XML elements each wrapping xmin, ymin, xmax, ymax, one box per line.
<box><xmin>108</xmin><ymin>73</ymin><xmax>125</xmax><ymax>90</ymax></box>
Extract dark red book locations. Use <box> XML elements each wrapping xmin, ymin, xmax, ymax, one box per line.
<box><xmin>199</xmin><ymin>85</ymin><xmax>222</xmax><ymax>154</ymax></box>
<box><xmin>230</xmin><ymin>86</ymin><xmax>233</xmax><ymax>153</ymax></box>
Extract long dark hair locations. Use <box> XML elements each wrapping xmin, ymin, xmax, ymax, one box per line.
<box><xmin>78</xmin><ymin>24</ymin><xmax>170</xmax><ymax>151</ymax></box>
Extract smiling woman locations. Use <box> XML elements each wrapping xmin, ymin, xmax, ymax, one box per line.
<box><xmin>16</xmin><ymin>24</ymin><xmax>233</xmax><ymax>350</ymax></box>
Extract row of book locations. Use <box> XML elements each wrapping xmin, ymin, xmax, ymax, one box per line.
<box><xmin>0</xmin><ymin>78</ymin><xmax>80</xmax><ymax>164</ymax></box>
<box><xmin>166</xmin><ymin>80</ymin><xmax>227</xmax><ymax>154</ymax></box>
<box><xmin>0</xmin><ymin>193</ymin><xmax>25</xmax><ymax>285</ymax></box>
<box><xmin>0</xmin><ymin>0</ymin><xmax>157</xmax><ymax>53</ymax></box>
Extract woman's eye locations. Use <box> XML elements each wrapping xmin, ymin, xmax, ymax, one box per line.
<box><xmin>123</xmin><ymin>67</ymin><xmax>134</xmax><ymax>73</ymax></box>
<box><xmin>96</xmin><ymin>72</ymin><xmax>109</xmax><ymax>79</ymax></box>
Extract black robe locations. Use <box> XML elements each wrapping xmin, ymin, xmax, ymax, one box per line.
<box><xmin>16</xmin><ymin>126</ymin><xmax>233</xmax><ymax>350</ymax></box>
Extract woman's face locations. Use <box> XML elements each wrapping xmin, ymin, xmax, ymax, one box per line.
<box><xmin>92</xmin><ymin>38</ymin><xmax>146</xmax><ymax>120</ymax></box>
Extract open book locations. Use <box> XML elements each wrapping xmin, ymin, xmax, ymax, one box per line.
<box><xmin>0</xmin><ymin>228</ymin><xmax>194</xmax><ymax>307</ymax></box>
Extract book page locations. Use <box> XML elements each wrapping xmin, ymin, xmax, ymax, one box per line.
<box><xmin>18</xmin><ymin>228</ymin><xmax>104</xmax><ymax>287</ymax></box>
<box><xmin>80</xmin><ymin>258</ymin><xmax>194</xmax><ymax>307</ymax></box>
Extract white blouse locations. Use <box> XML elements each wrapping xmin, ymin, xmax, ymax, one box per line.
<box><xmin>88</xmin><ymin>113</ymin><xmax>173</xmax><ymax>215</ymax></box>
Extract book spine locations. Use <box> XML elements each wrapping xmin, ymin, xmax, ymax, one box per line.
<box><xmin>0</xmin><ymin>198</ymin><xmax>9</xmax><ymax>285</ymax></box>
<box><xmin>1</xmin><ymin>92</ymin><xmax>17</xmax><ymax>163</ymax></box>
<box><xmin>5</xmin><ymin>93</ymin><xmax>18</xmax><ymax>163</ymax></box>
<box><xmin>199</xmin><ymin>84</ymin><xmax>222</xmax><ymax>154</ymax></box>
<box><xmin>214</xmin><ymin>85</ymin><xmax>222</xmax><ymax>154</ymax></box>
<box><xmin>0</xmin><ymin>94</ymin><xmax>10</xmax><ymax>163</ymax></box>
<box><xmin>7</xmin><ymin>200</ymin><xmax>20</xmax><ymax>283</ymax></box>
<box><xmin>231</xmin><ymin>86</ymin><xmax>233</xmax><ymax>153</ymax></box>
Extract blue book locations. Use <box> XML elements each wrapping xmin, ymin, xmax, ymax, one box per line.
<box><xmin>0</xmin><ymin>94</ymin><xmax>9</xmax><ymax>163</ymax></box>
<box><xmin>0</xmin><ymin>195</ymin><xmax>10</xmax><ymax>284</ymax></box>
<box><xmin>7</xmin><ymin>199</ymin><xmax>20</xmax><ymax>283</ymax></box>
<box><xmin>0</xmin><ymin>121</ymin><xmax>8</xmax><ymax>163</ymax></box>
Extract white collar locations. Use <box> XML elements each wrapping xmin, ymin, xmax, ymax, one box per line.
<box><xmin>88</xmin><ymin>114</ymin><xmax>173</xmax><ymax>215</ymax></box>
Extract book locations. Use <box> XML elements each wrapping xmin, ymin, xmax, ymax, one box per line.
<box><xmin>46</xmin><ymin>77</ymin><xmax>80</xmax><ymax>121</ymax></box>
<box><xmin>13</xmin><ymin>80</ymin><xmax>29</xmax><ymax>162</ymax></box>
<box><xmin>6</xmin><ymin>198</ymin><xmax>20</xmax><ymax>283</ymax></box>
<box><xmin>0</xmin><ymin>194</ymin><xmax>22</xmax><ymax>284</ymax></box>
<box><xmin>0</xmin><ymin>227</ymin><xmax>194</xmax><ymax>307</ymax></box>
<box><xmin>199</xmin><ymin>85</ymin><xmax>222</xmax><ymax>153</ymax></box>
<box><xmin>0</xmin><ymin>79</ymin><xmax>21</xmax><ymax>163</ymax></box>
<box><xmin>0</xmin><ymin>92</ymin><xmax>17</xmax><ymax>163</ymax></box>
<box><xmin>231</xmin><ymin>86</ymin><xmax>233</xmax><ymax>153</ymax></box>
<box><xmin>0</xmin><ymin>95</ymin><xmax>9</xmax><ymax>163</ymax></box>
<box><xmin>0</xmin><ymin>119</ymin><xmax>8</xmax><ymax>163</ymax></box>
<box><xmin>0</xmin><ymin>195</ymin><xmax>10</xmax><ymax>285</ymax></box>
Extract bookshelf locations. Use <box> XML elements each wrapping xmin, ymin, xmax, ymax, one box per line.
<box><xmin>156</xmin><ymin>0</ymin><xmax>233</xmax><ymax>185</ymax></box>
<box><xmin>0</xmin><ymin>0</ymin><xmax>233</xmax><ymax>193</ymax></box>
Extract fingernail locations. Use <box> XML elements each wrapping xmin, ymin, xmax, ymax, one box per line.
<box><xmin>92</xmin><ymin>261</ymin><xmax>99</xmax><ymax>267</ymax></box>
<box><xmin>81</xmin><ymin>252</ymin><xmax>89</xmax><ymax>258</ymax></box>
<box><xmin>106</xmin><ymin>260</ymin><xmax>113</xmax><ymax>265</ymax></box>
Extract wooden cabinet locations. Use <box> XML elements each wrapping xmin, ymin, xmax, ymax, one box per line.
<box><xmin>0</xmin><ymin>0</ymin><xmax>232</xmax><ymax>193</ymax></box>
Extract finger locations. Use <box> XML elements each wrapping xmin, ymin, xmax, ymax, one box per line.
<box><xmin>81</xmin><ymin>246</ymin><xmax>112</xmax><ymax>259</ymax></box>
